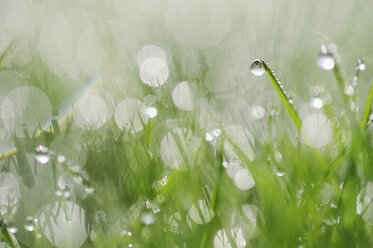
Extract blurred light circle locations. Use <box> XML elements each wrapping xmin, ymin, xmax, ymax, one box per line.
<box><xmin>143</xmin><ymin>94</ymin><xmax>157</xmax><ymax>106</ymax></box>
<box><xmin>234</xmin><ymin>168</ymin><xmax>255</xmax><ymax>191</ymax></box>
<box><xmin>0</xmin><ymin>173</ymin><xmax>20</xmax><ymax>217</ymax></box>
<box><xmin>160</xmin><ymin>128</ymin><xmax>201</xmax><ymax>170</ymax></box>
<box><xmin>114</xmin><ymin>98</ymin><xmax>148</xmax><ymax>132</ymax></box>
<box><xmin>39</xmin><ymin>9</ymin><xmax>107</xmax><ymax>79</ymax></box>
<box><xmin>224</xmin><ymin>125</ymin><xmax>255</xmax><ymax>162</ymax></box>
<box><xmin>1</xmin><ymin>86</ymin><xmax>52</xmax><ymax>137</ymax></box>
<box><xmin>357</xmin><ymin>182</ymin><xmax>373</xmax><ymax>225</ymax></box>
<box><xmin>251</xmin><ymin>105</ymin><xmax>266</xmax><ymax>119</ymax></box>
<box><xmin>300</xmin><ymin>114</ymin><xmax>332</xmax><ymax>148</ymax></box>
<box><xmin>37</xmin><ymin>201</ymin><xmax>87</xmax><ymax>248</ymax></box>
<box><xmin>172</xmin><ymin>81</ymin><xmax>194</xmax><ymax>111</ymax></box>
<box><xmin>188</xmin><ymin>199</ymin><xmax>214</xmax><ymax>225</ymax></box>
<box><xmin>137</xmin><ymin>45</ymin><xmax>166</xmax><ymax>67</ymax></box>
<box><xmin>214</xmin><ymin>228</ymin><xmax>246</xmax><ymax>248</ymax></box>
<box><xmin>73</xmin><ymin>89</ymin><xmax>114</xmax><ymax>130</ymax></box>
<box><xmin>139</xmin><ymin>57</ymin><xmax>169</xmax><ymax>87</ymax></box>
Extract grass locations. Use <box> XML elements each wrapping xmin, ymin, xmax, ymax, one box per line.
<box><xmin>1</xmin><ymin>11</ymin><xmax>373</xmax><ymax>248</ymax></box>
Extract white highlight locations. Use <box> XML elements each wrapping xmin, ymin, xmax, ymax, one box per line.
<box><xmin>301</xmin><ymin>114</ymin><xmax>332</xmax><ymax>148</ymax></box>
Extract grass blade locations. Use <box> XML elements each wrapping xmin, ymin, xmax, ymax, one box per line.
<box><xmin>260</xmin><ymin>60</ymin><xmax>302</xmax><ymax>130</ymax></box>
<box><xmin>360</xmin><ymin>84</ymin><xmax>373</xmax><ymax>130</ymax></box>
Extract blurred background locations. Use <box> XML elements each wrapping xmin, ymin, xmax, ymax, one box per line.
<box><xmin>1</xmin><ymin>0</ymin><xmax>373</xmax><ymax>247</ymax></box>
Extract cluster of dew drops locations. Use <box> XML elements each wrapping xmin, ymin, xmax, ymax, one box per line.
<box><xmin>35</xmin><ymin>145</ymin><xmax>94</xmax><ymax>195</ymax></box>
<box><xmin>1</xmin><ymin>144</ymin><xmax>95</xmax><ymax>237</ymax></box>
<box><xmin>249</xmin><ymin>45</ymin><xmax>366</xmax><ymax>111</ymax></box>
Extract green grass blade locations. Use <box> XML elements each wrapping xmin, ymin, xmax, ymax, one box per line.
<box><xmin>260</xmin><ymin>60</ymin><xmax>302</xmax><ymax>130</ymax></box>
<box><xmin>360</xmin><ymin>84</ymin><xmax>373</xmax><ymax>130</ymax></box>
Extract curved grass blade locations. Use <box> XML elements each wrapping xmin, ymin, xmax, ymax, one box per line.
<box><xmin>360</xmin><ymin>84</ymin><xmax>373</xmax><ymax>130</ymax></box>
<box><xmin>260</xmin><ymin>60</ymin><xmax>302</xmax><ymax>130</ymax></box>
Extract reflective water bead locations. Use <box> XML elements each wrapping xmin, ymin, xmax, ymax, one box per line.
<box><xmin>63</xmin><ymin>186</ymin><xmax>71</xmax><ymax>199</ymax></box>
<box><xmin>344</xmin><ymin>84</ymin><xmax>354</xmax><ymax>96</ymax></box>
<box><xmin>250</xmin><ymin>59</ymin><xmax>265</xmax><ymax>77</ymax></box>
<box><xmin>141</xmin><ymin>212</ymin><xmax>156</xmax><ymax>225</ymax></box>
<box><xmin>317</xmin><ymin>54</ymin><xmax>335</xmax><ymax>71</ymax></box>
<box><xmin>57</xmin><ymin>155</ymin><xmax>66</xmax><ymax>163</ymax></box>
<box><xmin>357</xmin><ymin>59</ymin><xmax>366</xmax><ymax>71</ymax></box>
<box><xmin>6</xmin><ymin>221</ymin><xmax>18</xmax><ymax>233</ymax></box>
<box><xmin>35</xmin><ymin>154</ymin><xmax>50</xmax><ymax>164</ymax></box>
<box><xmin>310</xmin><ymin>97</ymin><xmax>324</xmax><ymax>109</ymax></box>
<box><xmin>274</xmin><ymin>166</ymin><xmax>286</xmax><ymax>177</ymax></box>
<box><xmin>24</xmin><ymin>216</ymin><xmax>35</xmax><ymax>231</ymax></box>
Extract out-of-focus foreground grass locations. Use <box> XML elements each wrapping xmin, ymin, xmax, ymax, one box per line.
<box><xmin>0</xmin><ymin>0</ymin><xmax>373</xmax><ymax>247</ymax></box>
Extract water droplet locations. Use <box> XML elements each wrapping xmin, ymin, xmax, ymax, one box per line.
<box><xmin>55</xmin><ymin>189</ymin><xmax>63</xmax><ymax>197</ymax></box>
<box><xmin>250</xmin><ymin>59</ymin><xmax>265</xmax><ymax>77</ymax></box>
<box><xmin>357</xmin><ymin>59</ymin><xmax>366</xmax><ymax>71</ymax></box>
<box><xmin>274</xmin><ymin>151</ymin><xmax>282</xmax><ymax>163</ymax></box>
<box><xmin>251</xmin><ymin>105</ymin><xmax>266</xmax><ymax>119</ymax></box>
<box><xmin>344</xmin><ymin>84</ymin><xmax>354</xmax><ymax>96</ymax></box>
<box><xmin>35</xmin><ymin>145</ymin><xmax>49</xmax><ymax>154</ymax></box>
<box><xmin>37</xmin><ymin>233</ymin><xmax>42</xmax><ymax>239</ymax></box>
<box><xmin>24</xmin><ymin>216</ymin><xmax>35</xmax><ymax>231</ymax></box>
<box><xmin>309</xmin><ymin>86</ymin><xmax>324</xmax><ymax>97</ymax></box>
<box><xmin>317</xmin><ymin>54</ymin><xmax>335</xmax><ymax>71</ymax></box>
<box><xmin>205</xmin><ymin>132</ymin><xmax>214</xmax><ymax>141</ymax></box>
<box><xmin>85</xmin><ymin>187</ymin><xmax>94</xmax><ymax>194</ymax></box>
<box><xmin>63</xmin><ymin>186</ymin><xmax>71</xmax><ymax>199</ymax></box>
<box><xmin>6</xmin><ymin>221</ymin><xmax>18</xmax><ymax>233</ymax></box>
<box><xmin>222</xmin><ymin>161</ymin><xmax>229</xmax><ymax>168</ymax></box>
<box><xmin>212</xmin><ymin>129</ymin><xmax>221</xmax><ymax>137</ymax></box>
<box><xmin>35</xmin><ymin>154</ymin><xmax>50</xmax><ymax>164</ymax></box>
<box><xmin>128</xmin><ymin>244</ymin><xmax>134</xmax><ymax>248</ymax></box>
<box><xmin>143</xmin><ymin>106</ymin><xmax>157</xmax><ymax>118</ymax></box>
<box><xmin>57</xmin><ymin>155</ymin><xmax>66</xmax><ymax>163</ymax></box>
<box><xmin>310</xmin><ymin>97</ymin><xmax>324</xmax><ymax>109</ymax></box>
<box><xmin>274</xmin><ymin>166</ymin><xmax>286</xmax><ymax>177</ymax></box>
<box><xmin>141</xmin><ymin>212</ymin><xmax>156</xmax><ymax>225</ymax></box>
<box><xmin>74</xmin><ymin>176</ymin><xmax>83</xmax><ymax>184</ymax></box>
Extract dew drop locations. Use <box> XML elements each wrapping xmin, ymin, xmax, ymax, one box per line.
<box><xmin>205</xmin><ymin>132</ymin><xmax>214</xmax><ymax>141</ymax></box>
<box><xmin>85</xmin><ymin>187</ymin><xmax>94</xmax><ymax>194</ymax></box>
<box><xmin>344</xmin><ymin>84</ymin><xmax>354</xmax><ymax>96</ymax></box>
<box><xmin>55</xmin><ymin>189</ymin><xmax>63</xmax><ymax>197</ymax></box>
<box><xmin>143</xmin><ymin>106</ymin><xmax>157</xmax><ymax>118</ymax></box>
<box><xmin>141</xmin><ymin>212</ymin><xmax>156</xmax><ymax>225</ymax></box>
<box><xmin>74</xmin><ymin>176</ymin><xmax>83</xmax><ymax>184</ymax></box>
<box><xmin>310</xmin><ymin>97</ymin><xmax>324</xmax><ymax>109</ymax></box>
<box><xmin>274</xmin><ymin>166</ymin><xmax>286</xmax><ymax>177</ymax></box>
<box><xmin>6</xmin><ymin>221</ymin><xmax>18</xmax><ymax>233</ymax></box>
<box><xmin>250</xmin><ymin>59</ymin><xmax>265</xmax><ymax>77</ymax></box>
<box><xmin>317</xmin><ymin>54</ymin><xmax>335</xmax><ymax>71</ymax></box>
<box><xmin>222</xmin><ymin>161</ymin><xmax>229</xmax><ymax>168</ymax></box>
<box><xmin>35</xmin><ymin>145</ymin><xmax>49</xmax><ymax>154</ymax></box>
<box><xmin>24</xmin><ymin>216</ymin><xmax>35</xmax><ymax>232</ymax></box>
<box><xmin>357</xmin><ymin>59</ymin><xmax>366</xmax><ymax>71</ymax></box>
<box><xmin>63</xmin><ymin>186</ymin><xmax>71</xmax><ymax>199</ymax></box>
<box><xmin>274</xmin><ymin>151</ymin><xmax>282</xmax><ymax>163</ymax></box>
<box><xmin>212</xmin><ymin>129</ymin><xmax>221</xmax><ymax>137</ymax></box>
<box><xmin>57</xmin><ymin>155</ymin><xmax>66</xmax><ymax>163</ymax></box>
<box><xmin>35</xmin><ymin>154</ymin><xmax>50</xmax><ymax>164</ymax></box>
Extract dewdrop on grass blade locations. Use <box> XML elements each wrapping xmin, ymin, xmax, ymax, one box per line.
<box><xmin>24</xmin><ymin>216</ymin><xmax>35</xmax><ymax>232</ymax></box>
<box><xmin>357</xmin><ymin>59</ymin><xmax>366</xmax><ymax>71</ymax></box>
<box><xmin>250</xmin><ymin>59</ymin><xmax>265</xmax><ymax>77</ymax></box>
<box><xmin>250</xmin><ymin>59</ymin><xmax>302</xmax><ymax>129</ymax></box>
<box><xmin>317</xmin><ymin>45</ymin><xmax>335</xmax><ymax>71</ymax></box>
